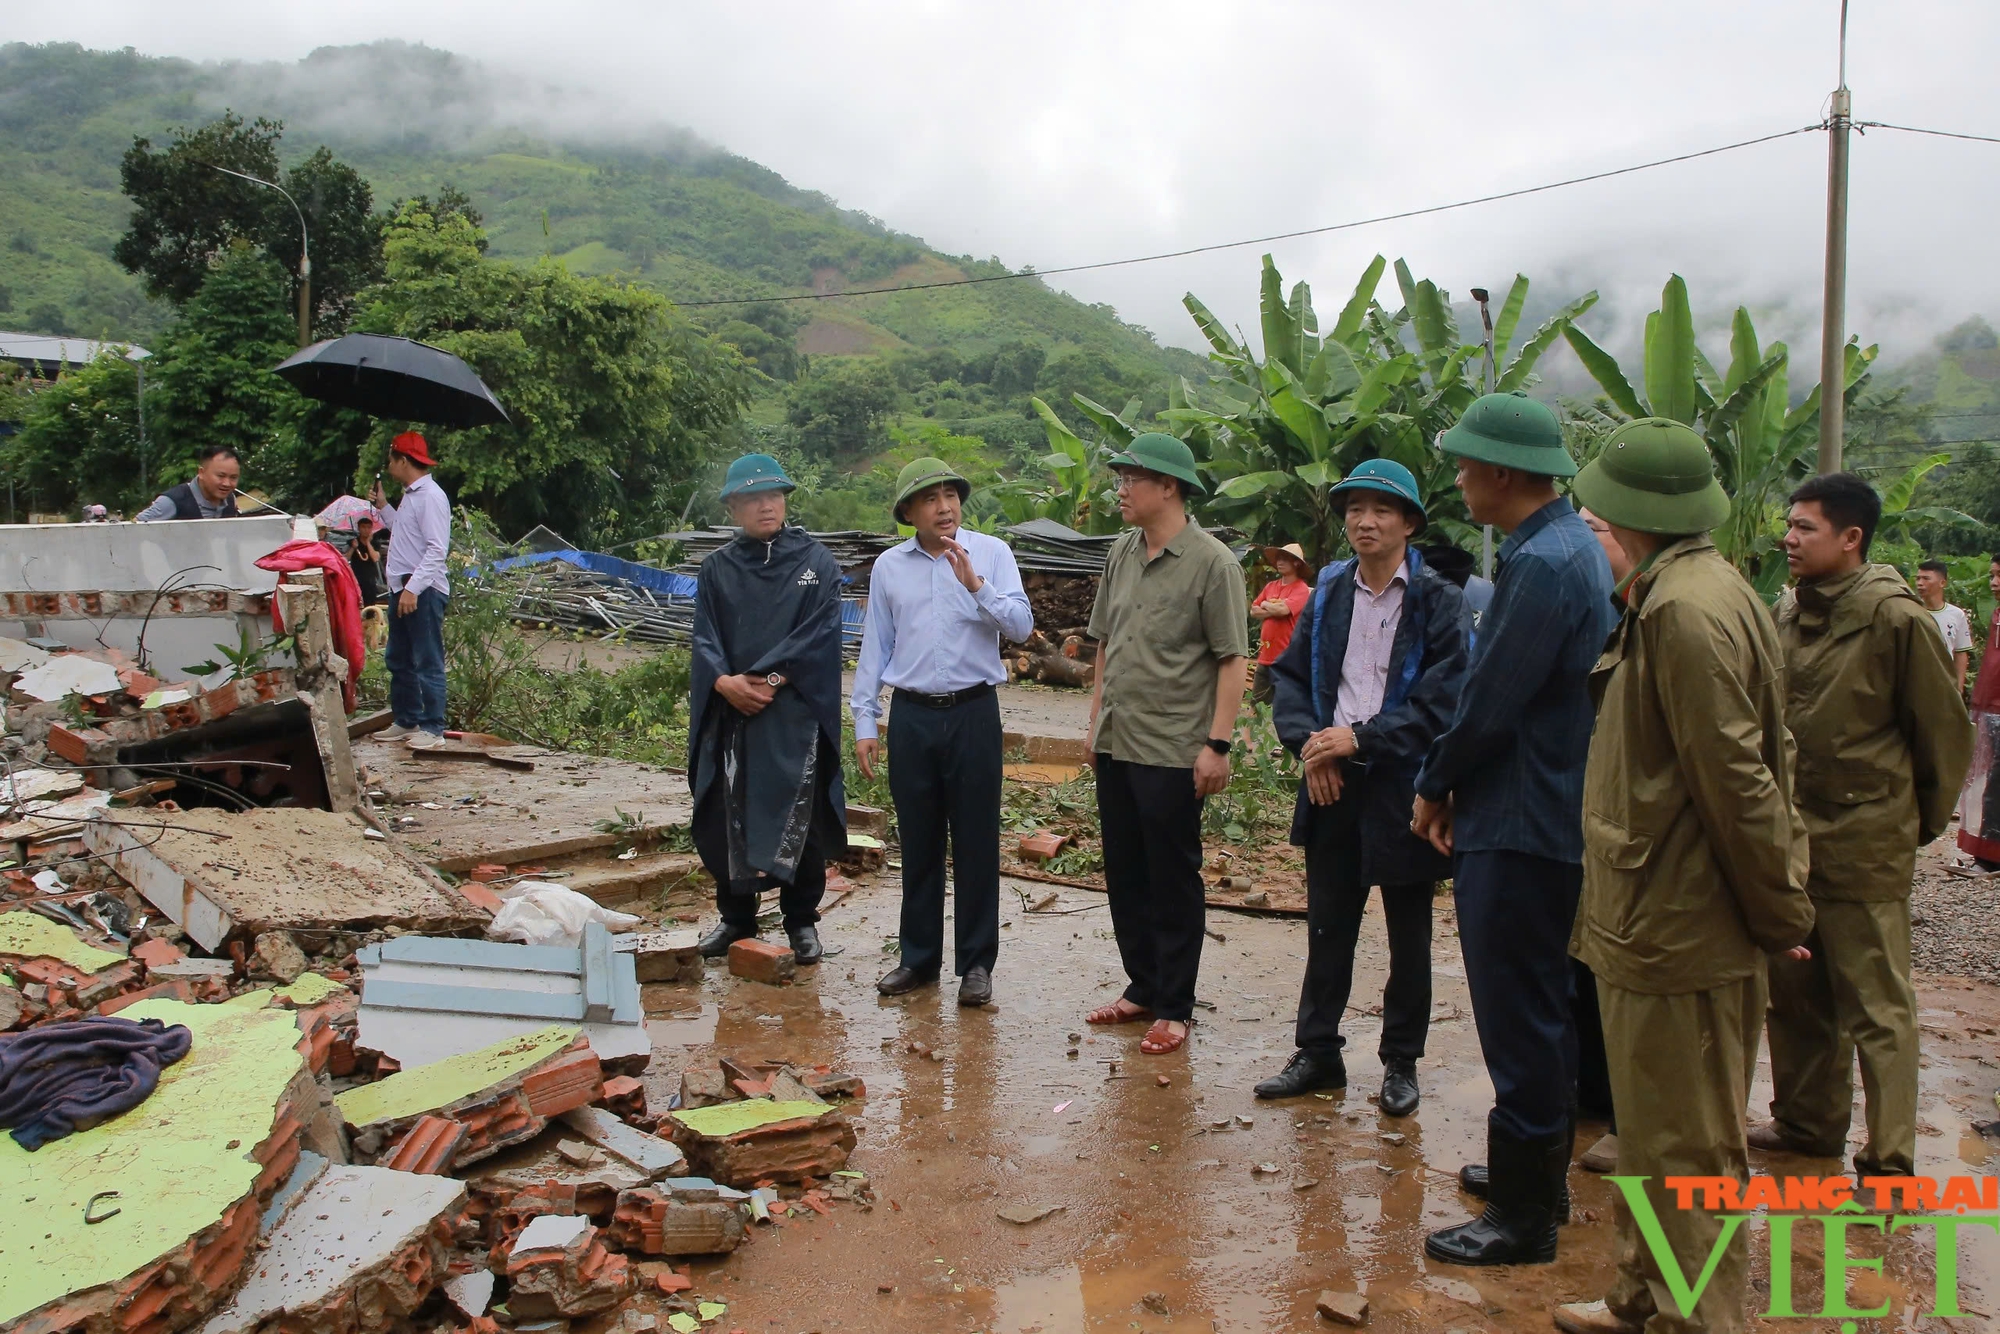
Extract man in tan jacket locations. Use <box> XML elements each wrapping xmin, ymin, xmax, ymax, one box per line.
<box><xmin>1554</xmin><ymin>420</ymin><xmax>1816</xmax><ymax>1334</ymax></box>
<box><xmin>1752</xmin><ymin>471</ymin><xmax>1972</xmax><ymax>1178</ymax></box>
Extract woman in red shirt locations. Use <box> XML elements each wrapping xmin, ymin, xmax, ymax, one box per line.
<box><xmin>1250</xmin><ymin>544</ymin><xmax>1313</xmax><ymax>703</ymax></box>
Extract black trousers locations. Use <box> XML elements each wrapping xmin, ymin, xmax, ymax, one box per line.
<box><xmin>1572</xmin><ymin>956</ymin><xmax>1617</xmax><ymax>1128</ymax></box>
<box><xmin>1293</xmin><ymin>795</ymin><xmax>1435</xmax><ymax>1061</ymax></box>
<box><xmin>1095</xmin><ymin>754</ymin><xmax>1208</xmax><ymax>1022</ymax></box>
<box><xmin>1454</xmin><ymin>848</ymin><xmax>1582</xmax><ymax>1141</ymax></box>
<box><xmin>717</xmin><ymin>836</ymin><xmax>826</xmax><ymax>932</ymax></box>
<box><xmin>888</xmin><ymin>687</ymin><xmax>1003</xmax><ymax>978</ymax></box>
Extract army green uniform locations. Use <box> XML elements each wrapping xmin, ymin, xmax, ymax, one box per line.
<box><xmin>1575</xmin><ymin>535</ymin><xmax>1815</xmax><ymax>1333</ymax></box>
<box><xmin>1767</xmin><ymin>564</ymin><xmax>1972</xmax><ymax>1175</ymax></box>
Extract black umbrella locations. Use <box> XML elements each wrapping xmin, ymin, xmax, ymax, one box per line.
<box><xmin>274</xmin><ymin>333</ymin><xmax>509</xmax><ymax>428</ymax></box>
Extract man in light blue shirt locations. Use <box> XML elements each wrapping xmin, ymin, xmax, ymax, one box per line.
<box><xmin>367</xmin><ymin>432</ymin><xmax>453</xmax><ymax>746</ymax></box>
<box><xmin>852</xmin><ymin>458</ymin><xmax>1033</xmax><ymax>1005</ymax></box>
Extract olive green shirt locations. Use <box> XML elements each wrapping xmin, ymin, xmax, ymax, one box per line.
<box><xmin>1088</xmin><ymin>521</ymin><xmax>1249</xmax><ymax>769</ymax></box>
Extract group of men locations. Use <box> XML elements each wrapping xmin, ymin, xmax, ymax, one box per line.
<box><xmin>686</xmin><ymin>392</ymin><xmax>1971</xmax><ymax>1333</ymax></box>
<box><xmin>133</xmin><ymin>434</ymin><xmax>456</xmax><ymax>747</ymax></box>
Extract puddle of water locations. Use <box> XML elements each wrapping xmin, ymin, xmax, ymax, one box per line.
<box><xmin>991</xmin><ymin>1264</ymin><xmax>1086</xmax><ymax>1334</ymax></box>
<box><xmin>643</xmin><ymin>1000</ymin><xmax>717</xmax><ymax>1046</ymax></box>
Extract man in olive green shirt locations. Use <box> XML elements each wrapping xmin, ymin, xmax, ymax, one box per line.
<box><xmin>1083</xmin><ymin>433</ymin><xmax>1248</xmax><ymax>1057</ymax></box>
<box><xmin>1556</xmin><ymin>420</ymin><xmax>1815</xmax><ymax>1334</ymax></box>
<box><xmin>1752</xmin><ymin>472</ymin><xmax>1971</xmax><ymax>1179</ymax></box>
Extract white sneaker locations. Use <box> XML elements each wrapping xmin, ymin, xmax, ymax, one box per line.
<box><xmin>405</xmin><ymin>731</ymin><xmax>448</xmax><ymax>751</ymax></box>
<box><xmin>378</xmin><ymin>723</ymin><xmax>417</xmax><ymax>740</ymax></box>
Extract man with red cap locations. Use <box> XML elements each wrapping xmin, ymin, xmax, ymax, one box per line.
<box><xmin>369</xmin><ymin>432</ymin><xmax>453</xmax><ymax>748</ymax></box>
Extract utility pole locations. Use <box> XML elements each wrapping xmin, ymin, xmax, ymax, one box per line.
<box><xmin>1817</xmin><ymin>0</ymin><xmax>1852</xmax><ymax>474</ymax></box>
<box><xmin>1471</xmin><ymin>287</ymin><xmax>1497</xmax><ymax>578</ymax></box>
<box><xmin>209</xmin><ymin>165</ymin><xmax>313</xmax><ymax>348</ymax></box>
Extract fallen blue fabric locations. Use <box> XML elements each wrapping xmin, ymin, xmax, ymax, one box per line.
<box><xmin>0</xmin><ymin>1015</ymin><xmax>193</xmax><ymax>1150</ymax></box>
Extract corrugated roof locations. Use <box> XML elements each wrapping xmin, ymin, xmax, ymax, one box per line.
<box><xmin>0</xmin><ymin>331</ymin><xmax>151</xmax><ymax>371</ymax></box>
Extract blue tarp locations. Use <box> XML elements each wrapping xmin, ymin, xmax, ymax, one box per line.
<box><xmin>492</xmin><ymin>548</ymin><xmax>699</xmax><ymax>599</ymax></box>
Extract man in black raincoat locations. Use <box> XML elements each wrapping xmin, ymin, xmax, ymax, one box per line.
<box><xmin>688</xmin><ymin>453</ymin><xmax>847</xmax><ymax>965</ymax></box>
<box><xmin>1259</xmin><ymin>459</ymin><xmax>1469</xmax><ymax>1115</ymax></box>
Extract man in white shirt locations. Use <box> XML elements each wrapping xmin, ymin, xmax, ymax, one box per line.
<box><xmin>1916</xmin><ymin>559</ymin><xmax>1972</xmax><ymax>692</ymax></box>
<box><xmin>852</xmin><ymin>458</ymin><xmax>1033</xmax><ymax>1005</ymax></box>
<box><xmin>368</xmin><ymin>432</ymin><xmax>453</xmax><ymax>746</ymax></box>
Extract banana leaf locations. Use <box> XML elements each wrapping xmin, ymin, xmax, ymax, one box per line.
<box><xmin>1645</xmin><ymin>275</ymin><xmax>1698</xmax><ymax>424</ymax></box>
<box><xmin>1491</xmin><ymin>275</ymin><xmax>1530</xmax><ymax>367</ymax></box>
<box><xmin>1497</xmin><ymin>291</ymin><xmax>1598</xmax><ymax>392</ymax></box>
<box><xmin>1562</xmin><ymin>324</ymin><xmax>1647</xmax><ymax>418</ymax></box>
<box><xmin>1332</xmin><ymin>256</ymin><xmax>1387</xmax><ymax>349</ymax></box>
<box><xmin>1071</xmin><ymin>393</ymin><xmax>1137</xmax><ymax>447</ymax></box>
<box><xmin>1184</xmin><ymin>293</ymin><xmax>1245</xmax><ymax>358</ymax></box>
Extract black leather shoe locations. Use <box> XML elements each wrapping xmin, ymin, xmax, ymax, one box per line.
<box><xmin>877</xmin><ymin>966</ymin><xmax>938</xmax><ymax>996</ymax></box>
<box><xmin>698</xmin><ymin>920</ymin><xmax>757</xmax><ymax>958</ymax></box>
<box><xmin>1253</xmin><ymin>1049</ymin><xmax>1346</xmax><ymax>1099</ymax></box>
<box><xmin>787</xmin><ymin>924</ymin><xmax>823</xmax><ymax>966</ymax></box>
<box><xmin>958</xmin><ymin>966</ymin><xmax>992</xmax><ymax>1007</ymax></box>
<box><xmin>1427</xmin><ymin>1126</ymin><xmax>1567</xmax><ymax>1266</ymax></box>
<box><xmin>1379</xmin><ymin>1059</ymin><xmax>1420</xmax><ymax>1117</ymax></box>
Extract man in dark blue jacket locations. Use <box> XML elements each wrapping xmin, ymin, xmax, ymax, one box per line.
<box><xmin>1259</xmin><ymin>459</ymin><xmax>1469</xmax><ymax>1116</ymax></box>
<box><xmin>1411</xmin><ymin>393</ymin><xmax>1617</xmax><ymax>1268</ymax></box>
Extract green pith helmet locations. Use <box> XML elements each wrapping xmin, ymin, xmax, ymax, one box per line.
<box><xmin>719</xmin><ymin>453</ymin><xmax>796</xmax><ymax>500</ymax></box>
<box><xmin>1330</xmin><ymin>457</ymin><xmax>1427</xmax><ymax>534</ymax></box>
<box><xmin>1105</xmin><ymin>432</ymin><xmax>1206</xmax><ymax>493</ymax></box>
<box><xmin>1571</xmin><ymin>417</ymin><xmax>1730</xmax><ymax>535</ymax></box>
<box><xmin>1438</xmin><ymin>391</ymin><xmax>1577</xmax><ymax>478</ymax></box>
<box><xmin>892</xmin><ymin>457</ymin><xmax>971</xmax><ymax>524</ymax></box>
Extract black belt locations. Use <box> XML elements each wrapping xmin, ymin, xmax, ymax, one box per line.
<box><xmin>892</xmin><ymin>682</ymin><xmax>995</xmax><ymax>709</ymax></box>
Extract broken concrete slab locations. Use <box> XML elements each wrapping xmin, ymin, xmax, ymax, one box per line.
<box><xmin>0</xmin><ymin>997</ymin><xmax>309</xmax><ymax>1334</ymax></box>
<box><xmin>11</xmin><ymin>653</ymin><xmax>121</xmax><ymax>703</ymax></box>
<box><xmin>338</xmin><ymin>1025</ymin><xmax>599</xmax><ymax>1169</ymax></box>
<box><xmin>559</xmin><ymin>854</ymin><xmax>702</xmax><ymax>909</ymax></box>
<box><xmin>445</xmin><ymin>1269</ymin><xmax>496</xmax><ymax>1320</ymax></box>
<box><xmin>354</xmin><ymin>926</ymin><xmax>646</xmax><ymax>1069</ymax></box>
<box><xmin>0</xmin><ymin>767</ymin><xmax>84</xmax><ymax>811</ymax></box>
<box><xmin>665</xmin><ymin>1099</ymin><xmax>856</xmax><ymax>1186</ymax></box>
<box><xmin>0</xmin><ymin>908</ymin><xmax>126</xmax><ymax>973</ymax></box>
<box><xmin>613</xmin><ymin>929</ymin><xmax>701</xmax><ymax>983</ymax></box>
<box><xmin>196</xmin><ymin>1164</ymin><xmax>467</xmax><ymax>1334</ymax></box>
<box><xmin>0</xmin><ymin>788</ymin><xmax>112</xmax><ymax>843</ymax></box>
<box><xmin>86</xmin><ymin>807</ymin><xmax>487</xmax><ymax>952</ymax></box>
<box><xmin>558</xmin><ymin>1106</ymin><xmax>687</xmax><ymax>1180</ymax></box>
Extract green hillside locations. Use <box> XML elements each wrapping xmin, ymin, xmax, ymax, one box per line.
<box><xmin>0</xmin><ymin>40</ymin><xmax>1202</xmax><ymax>397</ymax></box>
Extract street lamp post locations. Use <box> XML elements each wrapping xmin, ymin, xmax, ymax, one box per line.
<box><xmin>209</xmin><ymin>165</ymin><xmax>312</xmax><ymax>348</ymax></box>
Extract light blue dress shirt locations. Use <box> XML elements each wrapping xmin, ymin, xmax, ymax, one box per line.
<box><xmin>849</xmin><ymin>528</ymin><xmax>1035</xmax><ymax>740</ymax></box>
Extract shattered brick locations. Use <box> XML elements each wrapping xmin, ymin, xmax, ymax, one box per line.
<box><xmin>725</xmin><ymin>937</ymin><xmax>795</xmax><ymax>986</ymax></box>
<box><xmin>98</xmin><ymin>979</ymin><xmax>194</xmax><ymax>1016</ymax></box>
<box><xmin>504</xmin><ymin>1219</ymin><xmax>633</xmax><ymax>1319</ymax></box>
<box><xmin>521</xmin><ymin>1047</ymin><xmax>605</xmax><ymax>1117</ymax></box>
<box><xmin>131</xmin><ymin>937</ymin><xmax>185</xmax><ymax>970</ymax></box>
<box><xmin>677</xmin><ymin>1067</ymin><xmax>731</xmax><ymax>1110</ymax></box>
<box><xmin>45</xmin><ymin>722</ymin><xmax>114</xmax><ymax>766</ymax></box>
<box><xmin>382</xmin><ymin>1115</ymin><xmax>467</xmax><ymax>1174</ymax></box>
<box><xmin>597</xmin><ymin>1074</ymin><xmax>646</xmax><ymax>1120</ymax></box>
<box><xmin>607</xmin><ymin>1188</ymin><xmax>746</xmax><ymax>1255</ymax></box>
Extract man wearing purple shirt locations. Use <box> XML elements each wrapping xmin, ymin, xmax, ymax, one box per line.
<box><xmin>368</xmin><ymin>432</ymin><xmax>452</xmax><ymax>748</ymax></box>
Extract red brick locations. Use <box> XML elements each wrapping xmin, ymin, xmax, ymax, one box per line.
<box><xmin>200</xmin><ymin>683</ymin><xmax>241</xmax><ymax>720</ymax></box>
<box><xmin>727</xmin><ymin>937</ymin><xmax>796</xmax><ymax>985</ymax></box>
<box><xmin>455</xmin><ymin>880</ymin><xmax>503</xmax><ymax>914</ymax></box>
<box><xmin>521</xmin><ymin>1047</ymin><xmax>604</xmax><ymax>1117</ymax></box>
<box><xmin>98</xmin><ymin>980</ymin><xmax>193</xmax><ymax>1015</ymax></box>
<box><xmin>132</xmin><ymin>937</ymin><xmax>185</xmax><ymax>969</ymax></box>
<box><xmin>596</xmin><ymin>1074</ymin><xmax>645</xmax><ymax>1120</ymax></box>
<box><xmin>1018</xmin><ymin>831</ymin><xmax>1070</xmax><ymax>863</ymax></box>
<box><xmin>468</xmin><ymin>863</ymin><xmax>509</xmax><ymax>882</ymax></box>
<box><xmin>656</xmin><ymin>1271</ymin><xmax>692</xmax><ymax>1294</ymax></box>
<box><xmin>382</xmin><ymin>1115</ymin><xmax>466</xmax><ymax>1174</ymax></box>
<box><xmin>45</xmin><ymin>723</ymin><xmax>112</xmax><ymax>765</ymax></box>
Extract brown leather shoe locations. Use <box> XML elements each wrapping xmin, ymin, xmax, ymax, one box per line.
<box><xmin>1553</xmin><ymin>1300</ymin><xmax>1645</xmax><ymax>1334</ymax></box>
<box><xmin>1746</xmin><ymin>1121</ymin><xmax>1842</xmax><ymax>1156</ymax></box>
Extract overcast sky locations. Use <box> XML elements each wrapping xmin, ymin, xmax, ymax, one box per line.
<box><xmin>14</xmin><ymin>1</ymin><xmax>2000</xmax><ymax>372</ymax></box>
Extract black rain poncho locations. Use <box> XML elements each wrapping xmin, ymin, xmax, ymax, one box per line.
<box><xmin>688</xmin><ymin>526</ymin><xmax>848</xmax><ymax>894</ymax></box>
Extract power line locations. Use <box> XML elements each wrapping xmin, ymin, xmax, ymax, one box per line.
<box><xmin>679</xmin><ymin>123</ymin><xmax>1826</xmax><ymax>308</ymax></box>
<box><xmin>1858</xmin><ymin>120</ymin><xmax>2000</xmax><ymax>147</ymax></box>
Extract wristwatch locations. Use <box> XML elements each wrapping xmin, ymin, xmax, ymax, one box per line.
<box><xmin>1205</xmin><ymin>737</ymin><xmax>1233</xmax><ymax>756</ymax></box>
<box><xmin>765</xmin><ymin>672</ymin><xmax>784</xmax><ymax>688</ymax></box>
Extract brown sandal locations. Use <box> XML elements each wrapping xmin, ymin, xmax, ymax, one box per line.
<box><xmin>1140</xmin><ymin>1019</ymin><xmax>1190</xmax><ymax>1055</ymax></box>
<box><xmin>1086</xmin><ymin>999</ymin><xmax>1152</xmax><ymax>1026</ymax></box>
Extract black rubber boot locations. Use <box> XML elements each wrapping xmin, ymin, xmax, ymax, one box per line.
<box><xmin>1425</xmin><ymin>1122</ymin><xmax>1566</xmax><ymax>1266</ymax></box>
<box><xmin>1458</xmin><ymin>1108</ymin><xmax>1575</xmax><ymax>1220</ymax></box>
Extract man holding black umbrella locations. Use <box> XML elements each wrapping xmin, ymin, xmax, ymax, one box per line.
<box><xmin>369</xmin><ymin>432</ymin><xmax>452</xmax><ymax>748</ymax></box>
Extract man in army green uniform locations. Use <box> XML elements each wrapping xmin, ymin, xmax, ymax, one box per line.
<box><xmin>1749</xmin><ymin>471</ymin><xmax>1972</xmax><ymax>1178</ymax></box>
<box><xmin>1554</xmin><ymin>420</ymin><xmax>1816</xmax><ymax>1334</ymax></box>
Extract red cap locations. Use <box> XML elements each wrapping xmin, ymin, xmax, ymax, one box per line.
<box><xmin>391</xmin><ymin>431</ymin><xmax>436</xmax><ymax>468</ymax></box>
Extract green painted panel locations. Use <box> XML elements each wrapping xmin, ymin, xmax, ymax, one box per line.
<box><xmin>334</xmin><ymin>1024</ymin><xmax>578</xmax><ymax>1130</ymax></box>
<box><xmin>0</xmin><ymin>998</ymin><xmax>307</xmax><ymax>1324</ymax></box>
<box><xmin>0</xmin><ymin>912</ymin><xmax>125</xmax><ymax>974</ymax></box>
<box><xmin>670</xmin><ymin>1099</ymin><xmax>830</xmax><ymax>1139</ymax></box>
<box><xmin>272</xmin><ymin>973</ymin><xmax>348</xmax><ymax>1007</ymax></box>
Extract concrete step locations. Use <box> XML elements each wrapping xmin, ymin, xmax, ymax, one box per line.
<box><xmin>557</xmin><ymin>853</ymin><xmax>705</xmax><ymax>908</ymax></box>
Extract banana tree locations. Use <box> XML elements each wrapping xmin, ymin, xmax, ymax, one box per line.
<box><xmin>1563</xmin><ymin>274</ymin><xmax>1887</xmax><ymax>596</ymax></box>
<box><xmin>1164</xmin><ymin>253</ymin><xmax>1596</xmax><ymax>564</ymax></box>
<box><xmin>979</xmin><ymin>393</ymin><xmax>1137</xmax><ymax>535</ymax></box>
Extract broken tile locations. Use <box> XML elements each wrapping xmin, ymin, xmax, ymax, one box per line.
<box><xmin>445</xmin><ymin>1269</ymin><xmax>496</xmax><ymax>1319</ymax></box>
<box><xmin>0</xmin><ymin>911</ymin><xmax>126</xmax><ymax>974</ymax></box>
<box><xmin>560</xmin><ymin>1105</ymin><xmax>687</xmax><ymax>1180</ymax></box>
<box><xmin>666</xmin><ymin>1099</ymin><xmax>855</xmax><ymax>1186</ymax></box>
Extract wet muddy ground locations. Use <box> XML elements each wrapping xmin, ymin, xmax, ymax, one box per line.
<box><xmin>622</xmin><ymin>874</ymin><xmax>2000</xmax><ymax>1333</ymax></box>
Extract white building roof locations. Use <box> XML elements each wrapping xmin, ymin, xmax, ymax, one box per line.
<box><xmin>0</xmin><ymin>331</ymin><xmax>151</xmax><ymax>373</ymax></box>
